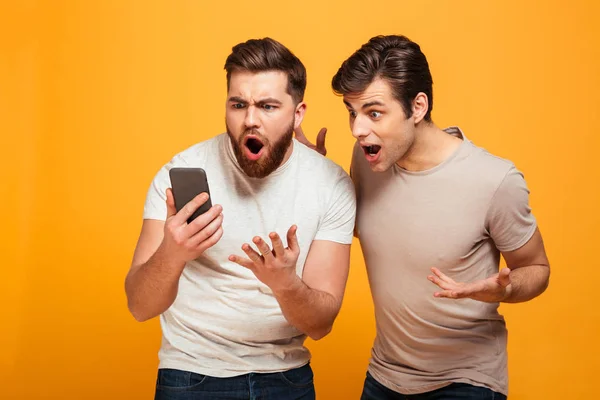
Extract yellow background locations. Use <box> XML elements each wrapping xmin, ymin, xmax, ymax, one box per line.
<box><xmin>2</xmin><ymin>1</ymin><xmax>598</xmax><ymax>399</ymax></box>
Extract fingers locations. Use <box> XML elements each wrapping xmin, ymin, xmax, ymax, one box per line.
<box><xmin>294</xmin><ymin>125</ymin><xmax>326</xmax><ymax>155</ymax></box>
<box><xmin>427</xmin><ymin>274</ymin><xmax>455</xmax><ymax>290</ymax></box>
<box><xmin>231</xmin><ymin>228</ymin><xmax>299</xmax><ymax>271</ymax></box>
<box><xmin>432</xmin><ymin>280</ymin><xmax>482</xmax><ymax>300</ymax></box>
<box><xmin>184</xmin><ymin>204</ymin><xmax>222</xmax><ymax>237</ymax></box>
<box><xmin>228</xmin><ymin>236</ymin><xmax>274</xmax><ymax>272</ymax></box>
<box><xmin>427</xmin><ymin>267</ymin><xmax>470</xmax><ymax>298</ymax></box>
<box><xmin>286</xmin><ymin>225</ymin><xmax>299</xmax><ymax>254</ymax></box>
<box><xmin>196</xmin><ymin>226</ymin><xmax>224</xmax><ymax>254</ymax></box>
<box><xmin>269</xmin><ymin>232</ymin><xmax>285</xmax><ymax>257</ymax></box>
<box><xmin>434</xmin><ymin>290</ymin><xmax>464</xmax><ymax>299</ymax></box>
<box><xmin>430</xmin><ymin>267</ymin><xmax>455</xmax><ymax>284</ymax></box>
<box><xmin>190</xmin><ymin>212</ymin><xmax>223</xmax><ymax>247</ymax></box>
<box><xmin>432</xmin><ymin>281</ymin><xmax>476</xmax><ymax>299</ymax></box>
<box><xmin>253</xmin><ymin>236</ymin><xmax>274</xmax><ymax>261</ymax></box>
<box><xmin>228</xmin><ymin>254</ymin><xmax>255</xmax><ymax>270</ymax></box>
<box><xmin>316</xmin><ymin>127</ymin><xmax>327</xmax><ymax>155</ymax></box>
<box><xmin>173</xmin><ymin>192</ymin><xmax>211</xmax><ymax>226</ymax></box>
<box><xmin>241</xmin><ymin>242</ymin><xmax>263</xmax><ymax>265</ymax></box>
<box><xmin>429</xmin><ymin>269</ymin><xmax>511</xmax><ymax>302</ymax></box>
<box><xmin>166</xmin><ymin>188</ymin><xmax>177</xmax><ymax>218</ymax></box>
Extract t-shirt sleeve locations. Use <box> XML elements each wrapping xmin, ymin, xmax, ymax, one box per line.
<box><xmin>142</xmin><ymin>161</ymin><xmax>173</xmax><ymax>221</ymax></box>
<box><xmin>485</xmin><ymin>166</ymin><xmax>537</xmax><ymax>252</ymax></box>
<box><xmin>313</xmin><ymin>170</ymin><xmax>357</xmax><ymax>244</ymax></box>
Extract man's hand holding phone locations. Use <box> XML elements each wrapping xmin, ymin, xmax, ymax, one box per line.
<box><xmin>160</xmin><ymin>188</ymin><xmax>224</xmax><ymax>264</ymax></box>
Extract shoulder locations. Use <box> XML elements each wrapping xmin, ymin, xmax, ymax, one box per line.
<box><xmin>172</xmin><ymin>135</ymin><xmax>222</xmax><ymax>166</ymax></box>
<box><xmin>469</xmin><ymin>142</ymin><xmax>515</xmax><ymax>172</ymax></box>
<box><xmin>459</xmin><ymin>140</ymin><xmax>520</xmax><ymax>191</ymax></box>
<box><xmin>294</xmin><ymin>139</ymin><xmax>350</xmax><ymax>182</ymax></box>
<box><xmin>157</xmin><ymin>135</ymin><xmax>223</xmax><ymax>171</ymax></box>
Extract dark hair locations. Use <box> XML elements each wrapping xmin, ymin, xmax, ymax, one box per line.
<box><xmin>332</xmin><ymin>35</ymin><xmax>433</xmax><ymax>122</ymax></box>
<box><xmin>224</xmin><ymin>37</ymin><xmax>306</xmax><ymax>104</ymax></box>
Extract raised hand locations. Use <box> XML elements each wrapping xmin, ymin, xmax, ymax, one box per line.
<box><xmin>229</xmin><ymin>225</ymin><xmax>301</xmax><ymax>292</ymax></box>
<box><xmin>428</xmin><ymin>267</ymin><xmax>512</xmax><ymax>303</ymax></box>
<box><xmin>294</xmin><ymin>125</ymin><xmax>327</xmax><ymax>156</ymax></box>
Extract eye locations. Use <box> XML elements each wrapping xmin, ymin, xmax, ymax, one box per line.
<box><xmin>263</xmin><ymin>104</ymin><xmax>277</xmax><ymax>111</ymax></box>
<box><xmin>232</xmin><ymin>103</ymin><xmax>245</xmax><ymax>109</ymax></box>
<box><xmin>370</xmin><ymin>111</ymin><xmax>382</xmax><ymax>118</ymax></box>
<box><xmin>348</xmin><ymin>110</ymin><xmax>357</xmax><ymax>119</ymax></box>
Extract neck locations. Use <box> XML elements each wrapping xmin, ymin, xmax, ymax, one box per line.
<box><xmin>396</xmin><ymin>123</ymin><xmax>463</xmax><ymax>172</ymax></box>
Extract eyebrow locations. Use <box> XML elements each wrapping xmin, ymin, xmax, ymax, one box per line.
<box><xmin>343</xmin><ymin>100</ymin><xmax>385</xmax><ymax>109</ymax></box>
<box><xmin>228</xmin><ymin>96</ymin><xmax>283</xmax><ymax>105</ymax></box>
<box><xmin>228</xmin><ymin>96</ymin><xmax>247</xmax><ymax>104</ymax></box>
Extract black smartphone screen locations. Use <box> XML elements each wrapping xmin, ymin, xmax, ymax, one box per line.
<box><xmin>169</xmin><ymin>167</ymin><xmax>212</xmax><ymax>224</ymax></box>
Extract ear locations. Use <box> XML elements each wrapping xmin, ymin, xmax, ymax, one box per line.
<box><xmin>294</xmin><ymin>102</ymin><xmax>307</xmax><ymax>129</ymax></box>
<box><xmin>411</xmin><ymin>92</ymin><xmax>429</xmax><ymax>124</ymax></box>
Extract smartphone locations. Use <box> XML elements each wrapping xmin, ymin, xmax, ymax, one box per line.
<box><xmin>169</xmin><ymin>167</ymin><xmax>212</xmax><ymax>224</ymax></box>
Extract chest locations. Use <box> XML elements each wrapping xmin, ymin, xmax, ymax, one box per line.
<box><xmin>200</xmin><ymin>163</ymin><xmax>325</xmax><ymax>274</ymax></box>
<box><xmin>356</xmin><ymin>171</ymin><xmax>491</xmax><ymax>272</ymax></box>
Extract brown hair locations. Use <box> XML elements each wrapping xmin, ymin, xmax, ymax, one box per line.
<box><xmin>224</xmin><ymin>38</ymin><xmax>306</xmax><ymax>104</ymax></box>
<box><xmin>332</xmin><ymin>35</ymin><xmax>434</xmax><ymax>122</ymax></box>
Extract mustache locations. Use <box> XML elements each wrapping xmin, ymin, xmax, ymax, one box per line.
<box><xmin>240</xmin><ymin>129</ymin><xmax>270</xmax><ymax>146</ymax></box>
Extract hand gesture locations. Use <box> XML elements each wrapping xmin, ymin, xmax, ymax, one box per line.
<box><xmin>294</xmin><ymin>125</ymin><xmax>327</xmax><ymax>156</ymax></box>
<box><xmin>428</xmin><ymin>267</ymin><xmax>512</xmax><ymax>303</ymax></box>
<box><xmin>229</xmin><ymin>225</ymin><xmax>301</xmax><ymax>292</ymax></box>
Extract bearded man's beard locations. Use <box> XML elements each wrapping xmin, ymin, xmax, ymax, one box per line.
<box><xmin>227</xmin><ymin>121</ymin><xmax>295</xmax><ymax>178</ymax></box>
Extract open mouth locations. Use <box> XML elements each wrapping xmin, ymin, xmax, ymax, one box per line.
<box><xmin>362</xmin><ymin>144</ymin><xmax>382</xmax><ymax>160</ymax></box>
<box><xmin>243</xmin><ymin>135</ymin><xmax>265</xmax><ymax>160</ymax></box>
<box><xmin>245</xmin><ymin>137</ymin><xmax>264</xmax><ymax>154</ymax></box>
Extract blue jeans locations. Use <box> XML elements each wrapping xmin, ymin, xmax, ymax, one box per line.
<box><xmin>361</xmin><ymin>372</ymin><xmax>507</xmax><ymax>400</ymax></box>
<box><xmin>154</xmin><ymin>363</ymin><xmax>315</xmax><ymax>400</ymax></box>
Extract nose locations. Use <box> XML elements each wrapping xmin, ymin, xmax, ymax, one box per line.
<box><xmin>244</xmin><ymin>105</ymin><xmax>260</xmax><ymax>130</ymax></box>
<box><xmin>351</xmin><ymin>115</ymin><xmax>370</xmax><ymax>140</ymax></box>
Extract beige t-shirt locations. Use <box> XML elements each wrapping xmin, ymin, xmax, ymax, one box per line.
<box><xmin>351</xmin><ymin>127</ymin><xmax>537</xmax><ymax>395</ymax></box>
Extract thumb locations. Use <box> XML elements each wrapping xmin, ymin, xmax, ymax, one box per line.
<box><xmin>316</xmin><ymin>127</ymin><xmax>327</xmax><ymax>155</ymax></box>
<box><xmin>165</xmin><ymin>188</ymin><xmax>177</xmax><ymax>218</ymax></box>
<box><xmin>286</xmin><ymin>225</ymin><xmax>299</xmax><ymax>253</ymax></box>
<box><xmin>497</xmin><ymin>267</ymin><xmax>511</xmax><ymax>287</ymax></box>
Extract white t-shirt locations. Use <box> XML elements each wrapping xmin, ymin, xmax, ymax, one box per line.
<box><xmin>143</xmin><ymin>133</ymin><xmax>356</xmax><ymax>377</ymax></box>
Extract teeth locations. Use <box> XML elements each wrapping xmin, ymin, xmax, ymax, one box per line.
<box><xmin>363</xmin><ymin>145</ymin><xmax>380</xmax><ymax>157</ymax></box>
